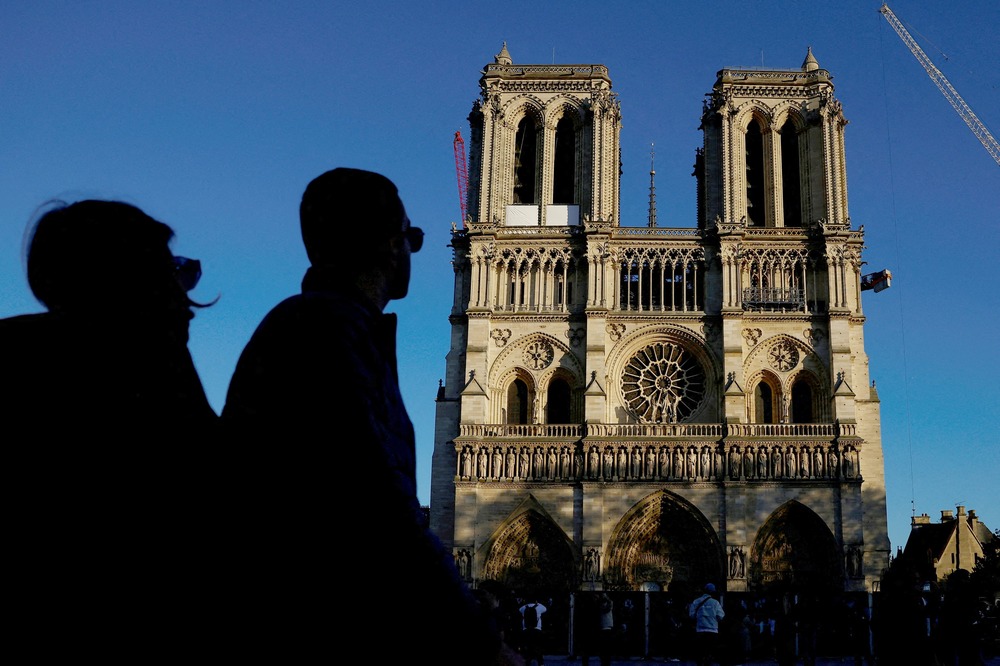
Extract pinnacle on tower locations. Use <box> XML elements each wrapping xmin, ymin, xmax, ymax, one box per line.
<box><xmin>802</xmin><ymin>46</ymin><xmax>819</xmax><ymax>72</ymax></box>
<box><xmin>495</xmin><ymin>42</ymin><xmax>512</xmax><ymax>65</ymax></box>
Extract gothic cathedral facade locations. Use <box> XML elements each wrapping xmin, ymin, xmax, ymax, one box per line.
<box><xmin>430</xmin><ymin>44</ymin><xmax>889</xmax><ymax>598</ymax></box>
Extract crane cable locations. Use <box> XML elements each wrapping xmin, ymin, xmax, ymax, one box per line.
<box><xmin>877</xmin><ymin>14</ymin><xmax>918</xmax><ymax>538</ymax></box>
<box><xmin>895</xmin><ymin>8</ymin><xmax>950</xmax><ymax>63</ymax></box>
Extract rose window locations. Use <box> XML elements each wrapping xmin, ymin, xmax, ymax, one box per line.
<box><xmin>622</xmin><ymin>342</ymin><xmax>706</xmax><ymax>423</ymax></box>
<box><xmin>768</xmin><ymin>341</ymin><xmax>799</xmax><ymax>372</ymax></box>
<box><xmin>523</xmin><ymin>340</ymin><xmax>554</xmax><ymax>370</ymax></box>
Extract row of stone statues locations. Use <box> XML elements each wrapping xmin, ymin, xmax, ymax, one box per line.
<box><xmin>457</xmin><ymin>441</ymin><xmax>861</xmax><ymax>482</ymax></box>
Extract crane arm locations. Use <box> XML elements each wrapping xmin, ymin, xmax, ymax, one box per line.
<box><xmin>879</xmin><ymin>4</ymin><xmax>1000</xmax><ymax>167</ymax></box>
<box><xmin>453</xmin><ymin>131</ymin><xmax>469</xmax><ymax>226</ymax></box>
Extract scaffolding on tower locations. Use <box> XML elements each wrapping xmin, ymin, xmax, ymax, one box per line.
<box><xmin>453</xmin><ymin>131</ymin><xmax>469</xmax><ymax>227</ymax></box>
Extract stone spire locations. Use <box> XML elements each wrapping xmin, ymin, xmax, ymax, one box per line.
<box><xmin>802</xmin><ymin>46</ymin><xmax>819</xmax><ymax>72</ymax></box>
<box><xmin>495</xmin><ymin>42</ymin><xmax>512</xmax><ymax>65</ymax></box>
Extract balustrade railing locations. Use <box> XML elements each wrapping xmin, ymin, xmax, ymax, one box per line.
<box><xmin>457</xmin><ymin>422</ymin><xmax>854</xmax><ymax>440</ymax></box>
<box><xmin>742</xmin><ymin>287</ymin><xmax>805</xmax><ymax>310</ymax></box>
<box><xmin>492</xmin><ymin>303</ymin><xmax>577</xmax><ymax>314</ymax></box>
<box><xmin>587</xmin><ymin>423</ymin><xmax>723</xmax><ymax>438</ymax></box>
<box><xmin>458</xmin><ymin>423</ymin><xmax>583</xmax><ymax>438</ymax></box>
<box><xmin>612</xmin><ymin>227</ymin><xmax>701</xmax><ymax>238</ymax></box>
<box><xmin>727</xmin><ymin>423</ymin><xmax>835</xmax><ymax>438</ymax></box>
<box><xmin>740</xmin><ymin>226</ymin><xmax>809</xmax><ymax>236</ymax></box>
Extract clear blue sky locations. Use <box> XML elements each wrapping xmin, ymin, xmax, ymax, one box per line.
<box><xmin>3</xmin><ymin>1</ymin><xmax>998</xmax><ymax>555</ymax></box>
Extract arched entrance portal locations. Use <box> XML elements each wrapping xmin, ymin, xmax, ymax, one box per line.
<box><xmin>480</xmin><ymin>505</ymin><xmax>578</xmax><ymax>658</ymax></box>
<box><xmin>481</xmin><ymin>507</ymin><xmax>578</xmax><ymax>600</ymax></box>
<box><xmin>605</xmin><ymin>490</ymin><xmax>724</xmax><ymax>592</ymax></box>
<box><xmin>749</xmin><ymin>500</ymin><xmax>843</xmax><ymax>593</ymax></box>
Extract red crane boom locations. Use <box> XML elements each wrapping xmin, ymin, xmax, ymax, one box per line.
<box><xmin>453</xmin><ymin>131</ymin><xmax>469</xmax><ymax>227</ymax></box>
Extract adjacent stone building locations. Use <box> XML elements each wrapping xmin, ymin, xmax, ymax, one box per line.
<box><xmin>901</xmin><ymin>506</ymin><xmax>995</xmax><ymax>583</ymax></box>
<box><xmin>430</xmin><ymin>44</ymin><xmax>890</xmax><ymax>601</ymax></box>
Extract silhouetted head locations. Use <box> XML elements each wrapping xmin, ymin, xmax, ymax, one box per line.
<box><xmin>26</xmin><ymin>200</ymin><xmax>203</xmax><ymax>325</ymax></box>
<box><xmin>300</xmin><ymin>167</ymin><xmax>423</xmax><ymax>301</ymax></box>
<box><xmin>704</xmin><ymin>583</ymin><xmax>716</xmax><ymax>594</ymax></box>
<box><xmin>300</xmin><ymin>167</ymin><xmax>423</xmax><ymax>260</ymax></box>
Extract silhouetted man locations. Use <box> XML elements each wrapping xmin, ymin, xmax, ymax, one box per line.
<box><xmin>223</xmin><ymin>168</ymin><xmax>520</xmax><ymax>664</ymax></box>
<box><xmin>689</xmin><ymin>583</ymin><xmax>725</xmax><ymax>666</ymax></box>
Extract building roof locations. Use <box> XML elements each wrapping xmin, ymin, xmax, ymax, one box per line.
<box><xmin>900</xmin><ymin>507</ymin><xmax>994</xmax><ymax>580</ymax></box>
<box><xmin>903</xmin><ymin>521</ymin><xmax>955</xmax><ymax>568</ymax></box>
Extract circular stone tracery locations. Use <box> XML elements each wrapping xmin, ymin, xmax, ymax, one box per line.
<box><xmin>621</xmin><ymin>342</ymin><xmax>706</xmax><ymax>423</ymax></box>
<box><xmin>523</xmin><ymin>340</ymin><xmax>555</xmax><ymax>370</ymax></box>
<box><xmin>768</xmin><ymin>340</ymin><xmax>799</xmax><ymax>372</ymax></box>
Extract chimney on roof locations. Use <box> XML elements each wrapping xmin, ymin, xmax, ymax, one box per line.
<box><xmin>912</xmin><ymin>514</ymin><xmax>931</xmax><ymax>525</ymax></box>
<box><xmin>957</xmin><ymin>505</ymin><xmax>966</xmax><ymax>516</ymax></box>
<box><xmin>941</xmin><ymin>510</ymin><xmax>954</xmax><ymax>521</ymax></box>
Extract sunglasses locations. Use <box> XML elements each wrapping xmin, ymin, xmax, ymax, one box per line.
<box><xmin>172</xmin><ymin>256</ymin><xmax>202</xmax><ymax>291</ymax></box>
<box><xmin>403</xmin><ymin>227</ymin><xmax>424</xmax><ymax>253</ymax></box>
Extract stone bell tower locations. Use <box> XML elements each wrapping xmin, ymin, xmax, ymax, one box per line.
<box><xmin>431</xmin><ymin>44</ymin><xmax>889</xmax><ymax>605</ymax></box>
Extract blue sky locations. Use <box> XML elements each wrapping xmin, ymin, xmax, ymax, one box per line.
<box><xmin>2</xmin><ymin>1</ymin><xmax>998</xmax><ymax>555</ymax></box>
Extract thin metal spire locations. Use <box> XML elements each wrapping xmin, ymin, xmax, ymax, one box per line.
<box><xmin>647</xmin><ymin>143</ymin><xmax>657</xmax><ymax>227</ymax></box>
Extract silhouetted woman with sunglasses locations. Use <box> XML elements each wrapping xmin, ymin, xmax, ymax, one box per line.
<box><xmin>0</xmin><ymin>199</ymin><xmax>219</xmax><ymax>659</ymax></box>
<box><xmin>1</xmin><ymin>198</ymin><xmax>216</xmax><ymax>427</ymax></box>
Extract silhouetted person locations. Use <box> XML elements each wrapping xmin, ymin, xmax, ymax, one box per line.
<box><xmin>793</xmin><ymin>594</ymin><xmax>819</xmax><ymax>666</ymax></box>
<box><xmin>938</xmin><ymin>569</ymin><xmax>985</xmax><ymax>666</ymax></box>
<box><xmin>479</xmin><ymin>580</ymin><xmax>523</xmax><ymax>653</ymax></box>
<box><xmin>222</xmin><ymin>167</ymin><xmax>521</xmax><ymax>665</ymax></box>
<box><xmin>0</xmin><ymin>199</ymin><xmax>218</xmax><ymax>658</ymax></box>
<box><xmin>872</xmin><ymin>562</ymin><xmax>935</xmax><ymax>665</ymax></box>
<box><xmin>690</xmin><ymin>583</ymin><xmax>726</xmax><ymax>666</ymax></box>
<box><xmin>772</xmin><ymin>593</ymin><xmax>798</xmax><ymax>666</ymax></box>
<box><xmin>1</xmin><ymin>199</ymin><xmax>216</xmax><ymax>429</ymax></box>
<box><xmin>845</xmin><ymin>596</ymin><xmax>872</xmax><ymax>666</ymax></box>
<box><xmin>519</xmin><ymin>597</ymin><xmax>548</xmax><ymax>666</ymax></box>
<box><xmin>595</xmin><ymin>592</ymin><xmax>615</xmax><ymax>666</ymax></box>
<box><xmin>723</xmin><ymin>599</ymin><xmax>753</xmax><ymax>666</ymax></box>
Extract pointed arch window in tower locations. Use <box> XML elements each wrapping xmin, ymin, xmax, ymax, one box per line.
<box><xmin>553</xmin><ymin>261</ymin><xmax>575</xmax><ymax>310</ymax></box>
<box><xmin>553</xmin><ymin>261</ymin><xmax>576</xmax><ymax>312</ymax></box>
<box><xmin>790</xmin><ymin>380</ymin><xmax>814</xmax><ymax>423</ymax></box>
<box><xmin>781</xmin><ymin>120</ymin><xmax>802</xmax><ymax>227</ymax></box>
<box><xmin>745</xmin><ymin>120</ymin><xmax>766</xmax><ymax>226</ymax></box>
<box><xmin>513</xmin><ymin>117</ymin><xmax>537</xmax><ymax>204</ymax></box>
<box><xmin>753</xmin><ymin>381</ymin><xmax>777</xmax><ymax>424</ymax></box>
<box><xmin>553</xmin><ymin>116</ymin><xmax>576</xmax><ymax>204</ymax></box>
<box><xmin>507</xmin><ymin>378</ymin><xmax>530</xmax><ymax>424</ymax></box>
<box><xmin>546</xmin><ymin>377</ymin><xmax>572</xmax><ymax>424</ymax></box>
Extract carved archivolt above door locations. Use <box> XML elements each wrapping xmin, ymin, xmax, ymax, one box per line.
<box><xmin>603</xmin><ymin>490</ymin><xmax>723</xmax><ymax>591</ymax></box>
